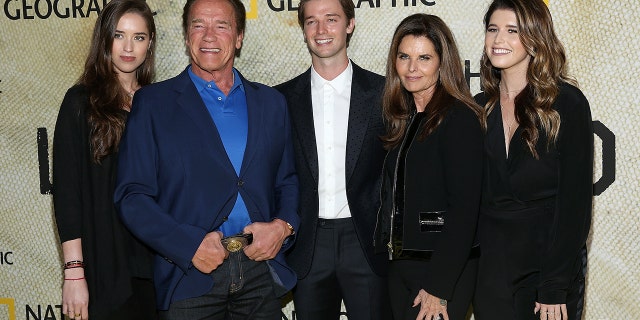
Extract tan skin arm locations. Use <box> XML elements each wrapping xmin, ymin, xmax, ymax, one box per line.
<box><xmin>61</xmin><ymin>239</ymin><xmax>88</xmax><ymax>319</ymax></box>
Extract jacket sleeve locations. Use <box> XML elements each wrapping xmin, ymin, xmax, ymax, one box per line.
<box><xmin>114</xmin><ymin>92</ymin><xmax>206</xmax><ymax>273</ymax></box>
<box><xmin>537</xmin><ymin>86</ymin><xmax>593</xmax><ymax>304</ymax></box>
<box><xmin>273</xmin><ymin>93</ymin><xmax>300</xmax><ymax>250</ymax></box>
<box><xmin>421</xmin><ymin>105</ymin><xmax>483</xmax><ymax>300</ymax></box>
<box><xmin>53</xmin><ymin>86</ymin><xmax>86</xmax><ymax>243</ymax></box>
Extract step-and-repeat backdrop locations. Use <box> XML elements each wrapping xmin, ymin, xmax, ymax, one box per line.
<box><xmin>1</xmin><ymin>0</ymin><xmax>637</xmax><ymax>319</ymax></box>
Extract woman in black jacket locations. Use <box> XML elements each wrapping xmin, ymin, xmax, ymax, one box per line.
<box><xmin>473</xmin><ymin>1</ymin><xmax>593</xmax><ymax>319</ymax></box>
<box><xmin>53</xmin><ymin>1</ymin><xmax>157</xmax><ymax>319</ymax></box>
<box><xmin>374</xmin><ymin>14</ymin><xmax>484</xmax><ymax>320</ymax></box>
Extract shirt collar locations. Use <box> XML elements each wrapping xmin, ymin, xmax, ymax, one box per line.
<box><xmin>310</xmin><ymin>60</ymin><xmax>353</xmax><ymax>95</ymax></box>
<box><xmin>187</xmin><ymin>65</ymin><xmax>245</xmax><ymax>95</ymax></box>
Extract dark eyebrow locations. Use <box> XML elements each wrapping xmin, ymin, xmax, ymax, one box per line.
<box><xmin>305</xmin><ymin>13</ymin><xmax>340</xmax><ymax>21</ymax></box>
<box><xmin>114</xmin><ymin>29</ymin><xmax>149</xmax><ymax>36</ymax></box>
<box><xmin>488</xmin><ymin>22</ymin><xmax>519</xmax><ymax>29</ymax></box>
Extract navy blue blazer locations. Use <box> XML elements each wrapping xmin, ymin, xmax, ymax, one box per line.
<box><xmin>114</xmin><ymin>67</ymin><xmax>300</xmax><ymax>310</ymax></box>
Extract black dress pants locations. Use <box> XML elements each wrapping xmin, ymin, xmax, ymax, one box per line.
<box><xmin>292</xmin><ymin>218</ymin><xmax>391</xmax><ymax>320</ymax></box>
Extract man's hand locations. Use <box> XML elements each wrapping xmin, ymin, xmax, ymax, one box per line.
<box><xmin>243</xmin><ymin>219</ymin><xmax>292</xmax><ymax>261</ymax></box>
<box><xmin>192</xmin><ymin>231</ymin><xmax>228</xmax><ymax>273</ymax></box>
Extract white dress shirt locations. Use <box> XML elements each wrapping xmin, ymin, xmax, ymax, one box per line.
<box><xmin>311</xmin><ymin>62</ymin><xmax>353</xmax><ymax>219</ymax></box>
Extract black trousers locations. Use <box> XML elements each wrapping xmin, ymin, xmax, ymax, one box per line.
<box><xmin>292</xmin><ymin>218</ymin><xmax>391</xmax><ymax>320</ymax></box>
<box><xmin>473</xmin><ymin>206</ymin><xmax>587</xmax><ymax>320</ymax></box>
<box><xmin>388</xmin><ymin>258</ymin><xmax>477</xmax><ymax>320</ymax></box>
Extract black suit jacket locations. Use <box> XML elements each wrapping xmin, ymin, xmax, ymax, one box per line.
<box><xmin>374</xmin><ymin>100</ymin><xmax>483</xmax><ymax>300</ymax></box>
<box><xmin>275</xmin><ymin>61</ymin><xmax>388</xmax><ymax>277</ymax></box>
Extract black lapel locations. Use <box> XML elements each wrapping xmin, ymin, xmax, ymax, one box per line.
<box><xmin>289</xmin><ymin>70</ymin><xmax>320</xmax><ymax>183</ymax></box>
<box><xmin>345</xmin><ymin>64</ymin><xmax>374</xmax><ymax>183</ymax></box>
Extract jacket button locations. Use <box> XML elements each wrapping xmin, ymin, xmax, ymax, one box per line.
<box><xmin>223</xmin><ymin>216</ymin><xmax>228</xmax><ymax>221</ymax></box>
<box><xmin>238</xmin><ymin>180</ymin><xmax>244</xmax><ymax>186</ymax></box>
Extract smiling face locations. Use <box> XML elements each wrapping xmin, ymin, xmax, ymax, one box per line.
<box><xmin>301</xmin><ymin>0</ymin><xmax>354</xmax><ymax>65</ymax></box>
<box><xmin>186</xmin><ymin>0</ymin><xmax>244</xmax><ymax>81</ymax></box>
<box><xmin>485</xmin><ymin>8</ymin><xmax>531</xmax><ymax>75</ymax></box>
<box><xmin>111</xmin><ymin>12</ymin><xmax>151</xmax><ymax>78</ymax></box>
<box><xmin>395</xmin><ymin>35</ymin><xmax>441</xmax><ymax>110</ymax></box>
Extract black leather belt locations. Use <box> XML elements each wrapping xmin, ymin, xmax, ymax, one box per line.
<box><xmin>220</xmin><ymin>233</ymin><xmax>253</xmax><ymax>252</ymax></box>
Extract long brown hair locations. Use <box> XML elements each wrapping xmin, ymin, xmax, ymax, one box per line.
<box><xmin>481</xmin><ymin>0</ymin><xmax>575</xmax><ymax>158</ymax></box>
<box><xmin>382</xmin><ymin>13</ymin><xmax>482</xmax><ymax>149</ymax></box>
<box><xmin>79</xmin><ymin>0</ymin><xmax>156</xmax><ymax>163</ymax></box>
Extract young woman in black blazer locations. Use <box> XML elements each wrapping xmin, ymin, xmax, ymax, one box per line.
<box><xmin>473</xmin><ymin>1</ymin><xmax>593</xmax><ymax>319</ymax></box>
<box><xmin>374</xmin><ymin>14</ymin><xmax>484</xmax><ymax>320</ymax></box>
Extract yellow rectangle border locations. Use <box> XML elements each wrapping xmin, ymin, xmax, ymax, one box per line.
<box><xmin>0</xmin><ymin>298</ymin><xmax>16</xmax><ymax>320</ymax></box>
<box><xmin>247</xmin><ymin>0</ymin><xmax>257</xmax><ymax>19</ymax></box>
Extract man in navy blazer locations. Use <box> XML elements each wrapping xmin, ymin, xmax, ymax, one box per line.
<box><xmin>275</xmin><ymin>0</ymin><xmax>389</xmax><ymax>319</ymax></box>
<box><xmin>114</xmin><ymin>0</ymin><xmax>298</xmax><ymax>318</ymax></box>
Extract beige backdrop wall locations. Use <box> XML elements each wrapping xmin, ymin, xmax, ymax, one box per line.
<box><xmin>0</xmin><ymin>0</ymin><xmax>637</xmax><ymax>319</ymax></box>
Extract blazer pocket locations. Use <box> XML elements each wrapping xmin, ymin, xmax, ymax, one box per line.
<box><xmin>419</xmin><ymin>210</ymin><xmax>445</xmax><ymax>233</ymax></box>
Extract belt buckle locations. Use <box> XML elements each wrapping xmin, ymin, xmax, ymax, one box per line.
<box><xmin>221</xmin><ymin>233</ymin><xmax>253</xmax><ymax>252</ymax></box>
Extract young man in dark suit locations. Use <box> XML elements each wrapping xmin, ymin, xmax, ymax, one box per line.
<box><xmin>275</xmin><ymin>0</ymin><xmax>389</xmax><ymax>319</ymax></box>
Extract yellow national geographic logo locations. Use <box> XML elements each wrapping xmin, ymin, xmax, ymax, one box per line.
<box><xmin>0</xmin><ymin>298</ymin><xmax>16</xmax><ymax>320</ymax></box>
<box><xmin>245</xmin><ymin>0</ymin><xmax>258</xmax><ymax>19</ymax></box>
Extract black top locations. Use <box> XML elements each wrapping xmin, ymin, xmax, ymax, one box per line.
<box><xmin>375</xmin><ymin>99</ymin><xmax>484</xmax><ymax>300</ymax></box>
<box><xmin>53</xmin><ymin>85</ymin><xmax>153</xmax><ymax>316</ymax></box>
<box><xmin>477</xmin><ymin>82</ymin><xmax>593</xmax><ymax>303</ymax></box>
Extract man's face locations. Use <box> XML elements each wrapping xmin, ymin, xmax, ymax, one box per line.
<box><xmin>301</xmin><ymin>0</ymin><xmax>354</xmax><ymax>63</ymax></box>
<box><xmin>186</xmin><ymin>0</ymin><xmax>243</xmax><ymax>80</ymax></box>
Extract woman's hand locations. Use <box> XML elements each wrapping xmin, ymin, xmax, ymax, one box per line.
<box><xmin>535</xmin><ymin>302</ymin><xmax>567</xmax><ymax>320</ymax></box>
<box><xmin>413</xmin><ymin>289</ymin><xmax>449</xmax><ymax>320</ymax></box>
<box><xmin>62</xmin><ymin>278</ymin><xmax>89</xmax><ymax>319</ymax></box>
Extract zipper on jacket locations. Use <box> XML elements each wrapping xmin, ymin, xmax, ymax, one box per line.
<box><xmin>388</xmin><ymin>111</ymin><xmax>420</xmax><ymax>259</ymax></box>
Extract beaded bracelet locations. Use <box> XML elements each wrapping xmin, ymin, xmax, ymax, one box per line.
<box><xmin>63</xmin><ymin>260</ymin><xmax>85</xmax><ymax>269</ymax></box>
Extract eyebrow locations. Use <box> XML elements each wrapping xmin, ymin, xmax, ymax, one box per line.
<box><xmin>190</xmin><ymin>18</ymin><xmax>232</xmax><ymax>28</ymax></box>
<box><xmin>488</xmin><ymin>23</ymin><xmax>519</xmax><ymax>28</ymax></box>
<box><xmin>305</xmin><ymin>13</ymin><xmax>340</xmax><ymax>21</ymax></box>
<box><xmin>114</xmin><ymin>29</ymin><xmax>149</xmax><ymax>35</ymax></box>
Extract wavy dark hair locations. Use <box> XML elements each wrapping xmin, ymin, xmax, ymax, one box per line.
<box><xmin>79</xmin><ymin>0</ymin><xmax>156</xmax><ymax>163</ymax></box>
<box><xmin>481</xmin><ymin>0</ymin><xmax>576</xmax><ymax>158</ymax></box>
<box><xmin>382</xmin><ymin>13</ymin><xmax>482</xmax><ymax>149</ymax></box>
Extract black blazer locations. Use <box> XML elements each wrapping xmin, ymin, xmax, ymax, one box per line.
<box><xmin>275</xmin><ymin>61</ymin><xmax>388</xmax><ymax>277</ymax></box>
<box><xmin>374</xmin><ymin>100</ymin><xmax>484</xmax><ymax>300</ymax></box>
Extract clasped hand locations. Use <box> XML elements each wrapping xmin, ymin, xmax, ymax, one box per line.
<box><xmin>192</xmin><ymin>219</ymin><xmax>291</xmax><ymax>273</ymax></box>
<box><xmin>243</xmin><ymin>219</ymin><xmax>290</xmax><ymax>261</ymax></box>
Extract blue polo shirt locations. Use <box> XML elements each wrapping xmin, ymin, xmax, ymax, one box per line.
<box><xmin>188</xmin><ymin>66</ymin><xmax>251</xmax><ymax>236</ymax></box>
